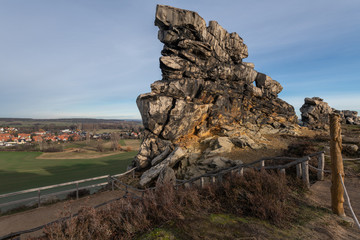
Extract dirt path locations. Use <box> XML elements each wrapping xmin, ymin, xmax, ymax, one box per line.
<box><xmin>310</xmin><ymin>176</ymin><xmax>360</xmax><ymax>223</ymax></box>
<box><xmin>37</xmin><ymin>150</ymin><xmax>123</xmax><ymax>159</ymax></box>
<box><xmin>0</xmin><ymin>189</ymin><xmax>128</xmax><ymax>239</ymax></box>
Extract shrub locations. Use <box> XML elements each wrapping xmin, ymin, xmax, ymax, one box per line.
<box><xmin>37</xmin><ymin>170</ymin><xmax>301</xmax><ymax>239</ymax></box>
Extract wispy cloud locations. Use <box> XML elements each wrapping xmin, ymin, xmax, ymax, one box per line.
<box><xmin>0</xmin><ymin>0</ymin><xmax>359</xmax><ymax>118</ymax></box>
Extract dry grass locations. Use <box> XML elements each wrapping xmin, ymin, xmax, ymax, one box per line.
<box><xmin>33</xmin><ymin>170</ymin><xmax>305</xmax><ymax>240</ymax></box>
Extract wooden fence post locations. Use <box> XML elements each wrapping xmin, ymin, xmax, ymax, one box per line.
<box><xmin>330</xmin><ymin>113</ymin><xmax>345</xmax><ymax>216</ymax></box>
<box><xmin>260</xmin><ymin>160</ymin><xmax>265</xmax><ymax>168</ymax></box>
<box><xmin>200</xmin><ymin>177</ymin><xmax>205</xmax><ymax>188</ymax></box>
<box><xmin>317</xmin><ymin>152</ymin><xmax>325</xmax><ymax>181</ymax></box>
<box><xmin>296</xmin><ymin>163</ymin><xmax>302</xmax><ymax>178</ymax></box>
<box><xmin>301</xmin><ymin>157</ymin><xmax>310</xmax><ymax>188</ymax></box>
<box><xmin>218</xmin><ymin>174</ymin><xmax>223</xmax><ymax>183</ymax></box>
<box><xmin>212</xmin><ymin>176</ymin><xmax>216</xmax><ymax>183</ymax></box>
<box><xmin>238</xmin><ymin>167</ymin><xmax>244</xmax><ymax>176</ymax></box>
<box><xmin>38</xmin><ymin>190</ymin><xmax>41</xmax><ymax>207</ymax></box>
<box><xmin>76</xmin><ymin>183</ymin><xmax>79</xmax><ymax>199</ymax></box>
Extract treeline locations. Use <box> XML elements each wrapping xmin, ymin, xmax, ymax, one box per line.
<box><xmin>0</xmin><ymin>118</ymin><xmax>143</xmax><ymax>133</ymax></box>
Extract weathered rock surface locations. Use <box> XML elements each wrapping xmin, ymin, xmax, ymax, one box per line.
<box><xmin>133</xmin><ymin>5</ymin><xmax>298</xmax><ymax>186</ymax></box>
<box><xmin>336</xmin><ymin>110</ymin><xmax>360</xmax><ymax>125</ymax></box>
<box><xmin>300</xmin><ymin>97</ymin><xmax>333</xmax><ymax>130</ymax></box>
<box><xmin>342</xmin><ymin>144</ymin><xmax>359</xmax><ymax>156</ymax></box>
<box><xmin>300</xmin><ymin>97</ymin><xmax>360</xmax><ymax>130</ymax></box>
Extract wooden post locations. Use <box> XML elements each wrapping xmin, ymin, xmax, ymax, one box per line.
<box><xmin>218</xmin><ymin>174</ymin><xmax>223</xmax><ymax>183</ymax></box>
<box><xmin>330</xmin><ymin>113</ymin><xmax>345</xmax><ymax>216</ymax></box>
<box><xmin>280</xmin><ymin>168</ymin><xmax>286</xmax><ymax>175</ymax></box>
<box><xmin>301</xmin><ymin>157</ymin><xmax>310</xmax><ymax>188</ymax></box>
<box><xmin>38</xmin><ymin>190</ymin><xmax>41</xmax><ymax>207</ymax></box>
<box><xmin>296</xmin><ymin>163</ymin><xmax>302</xmax><ymax>178</ymax></box>
<box><xmin>317</xmin><ymin>152</ymin><xmax>325</xmax><ymax>181</ymax></box>
<box><xmin>212</xmin><ymin>176</ymin><xmax>216</xmax><ymax>183</ymax></box>
<box><xmin>260</xmin><ymin>160</ymin><xmax>265</xmax><ymax>168</ymax></box>
<box><xmin>238</xmin><ymin>167</ymin><xmax>244</xmax><ymax>176</ymax></box>
<box><xmin>200</xmin><ymin>177</ymin><xmax>205</xmax><ymax>188</ymax></box>
<box><xmin>76</xmin><ymin>183</ymin><xmax>79</xmax><ymax>199</ymax></box>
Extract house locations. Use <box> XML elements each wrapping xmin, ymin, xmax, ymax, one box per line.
<box><xmin>18</xmin><ymin>133</ymin><xmax>31</xmax><ymax>140</ymax></box>
<box><xmin>5</xmin><ymin>127</ymin><xmax>18</xmax><ymax>133</ymax></box>
<box><xmin>57</xmin><ymin>135</ymin><xmax>69</xmax><ymax>141</ymax></box>
<box><xmin>32</xmin><ymin>136</ymin><xmax>43</xmax><ymax>142</ymax></box>
<box><xmin>34</xmin><ymin>131</ymin><xmax>46</xmax><ymax>135</ymax></box>
<box><xmin>44</xmin><ymin>136</ymin><xmax>57</xmax><ymax>142</ymax></box>
<box><xmin>61</xmin><ymin>129</ymin><xmax>72</xmax><ymax>133</ymax></box>
<box><xmin>0</xmin><ymin>134</ymin><xmax>13</xmax><ymax>142</ymax></box>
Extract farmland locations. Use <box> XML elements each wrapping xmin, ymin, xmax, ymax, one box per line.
<box><xmin>0</xmin><ymin>149</ymin><xmax>137</xmax><ymax>194</ymax></box>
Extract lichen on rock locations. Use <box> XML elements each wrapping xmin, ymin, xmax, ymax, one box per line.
<box><xmin>132</xmin><ymin>5</ymin><xmax>299</xmax><ymax>186</ymax></box>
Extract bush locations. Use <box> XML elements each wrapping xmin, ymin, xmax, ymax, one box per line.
<box><xmin>37</xmin><ymin>170</ymin><xmax>301</xmax><ymax>240</ymax></box>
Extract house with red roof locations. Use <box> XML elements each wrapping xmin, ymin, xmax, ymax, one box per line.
<box><xmin>32</xmin><ymin>136</ymin><xmax>43</xmax><ymax>142</ymax></box>
<box><xmin>18</xmin><ymin>133</ymin><xmax>31</xmax><ymax>142</ymax></box>
<box><xmin>57</xmin><ymin>135</ymin><xmax>69</xmax><ymax>141</ymax></box>
<box><xmin>0</xmin><ymin>134</ymin><xmax>13</xmax><ymax>142</ymax></box>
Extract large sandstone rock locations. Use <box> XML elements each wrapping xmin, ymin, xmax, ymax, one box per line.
<box><xmin>132</xmin><ymin>5</ymin><xmax>298</xmax><ymax>185</ymax></box>
<box><xmin>300</xmin><ymin>97</ymin><xmax>333</xmax><ymax>130</ymax></box>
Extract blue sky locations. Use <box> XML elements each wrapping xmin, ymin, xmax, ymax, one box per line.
<box><xmin>1</xmin><ymin>0</ymin><xmax>359</xmax><ymax>119</ymax></box>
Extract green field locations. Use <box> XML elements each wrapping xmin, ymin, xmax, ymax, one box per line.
<box><xmin>0</xmin><ymin>151</ymin><xmax>136</xmax><ymax>194</ymax></box>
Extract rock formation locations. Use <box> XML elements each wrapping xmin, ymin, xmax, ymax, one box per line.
<box><xmin>300</xmin><ymin>97</ymin><xmax>360</xmax><ymax>130</ymax></box>
<box><xmin>132</xmin><ymin>5</ymin><xmax>298</xmax><ymax>186</ymax></box>
<box><xmin>300</xmin><ymin>97</ymin><xmax>333</xmax><ymax>130</ymax></box>
<box><xmin>335</xmin><ymin>110</ymin><xmax>360</xmax><ymax>125</ymax></box>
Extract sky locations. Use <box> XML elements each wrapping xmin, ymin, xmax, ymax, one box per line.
<box><xmin>1</xmin><ymin>0</ymin><xmax>360</xmax><ymax>119</ymax></box>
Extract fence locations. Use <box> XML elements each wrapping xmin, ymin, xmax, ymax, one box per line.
<box><xmin>0</xmin><ymin>151</ymin><xmax>331</xmax><ymax>240</ymax></box>
<box><xmin>0</xmin><ymin>168</ymin><xmax>136</xmax><ymax>213</ymax></box>
<box><xmin>175</xmin><ymin>151</ymin><xmax>325</xmax><ymax>189</ymax></box>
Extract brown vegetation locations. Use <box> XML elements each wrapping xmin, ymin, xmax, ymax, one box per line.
<box><xmin>33</xmin><ymin>170</ymin><xmax>306</xmax><ymax>240</ymax></box>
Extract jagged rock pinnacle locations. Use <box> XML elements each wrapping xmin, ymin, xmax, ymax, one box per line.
<box><xmin>132</xmin><ymin>5</ymin><xmax>298</xmax><ymax>186</ymax></box>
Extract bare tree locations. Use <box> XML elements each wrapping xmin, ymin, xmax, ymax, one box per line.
<box><xmin>111</xmin><ymin>132</ymin><xmax>120</xmax><ymax>151</ymax></box>
<box><xmin>96</xmin><ymin>139</ymin><xmax>104</xmax><ymax>152</ymax></box>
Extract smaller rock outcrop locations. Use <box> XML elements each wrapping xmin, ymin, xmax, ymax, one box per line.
<box><xmin>300</xmin><ymin>97</ymin><xmax>333</xmax><ymax>130</ymax></box>
<box><xmin>335</xmin><ymin>110</ymin><xmax>360</xmax><ymax>125</ymax></box>
<box><xmin>301</xmin><ymin>97</ymin><xmax>360</xmax><ymax>130</ymax></box>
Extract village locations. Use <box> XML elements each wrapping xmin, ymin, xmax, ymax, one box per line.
<box><xmin>0</xmin><ymin>127</ymin><xmax>140</xmax><ymax>147</ymax></box>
